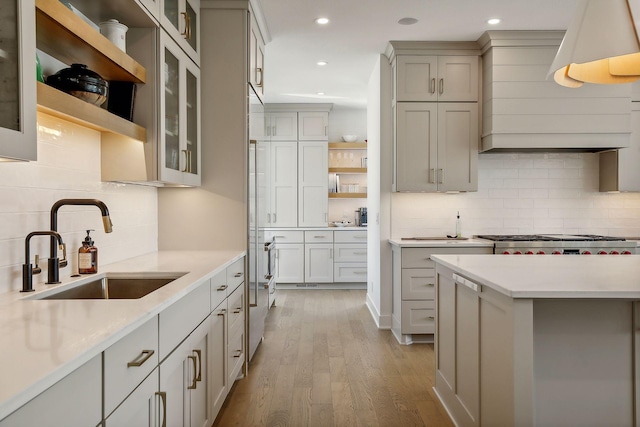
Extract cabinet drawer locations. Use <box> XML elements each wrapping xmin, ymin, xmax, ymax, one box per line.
<box><xmin>228</xmin><ymin>326</ymin><xmax>244</xmax><ymax>384</ymax></box>
<box><xmin>227</xmin><ymin>257</ymin><xmax>245</xmax><ymax>293</ymax></box>
<box><xmin>334</xmin><ymin>230</ymin><xmax>367</xmax><ymax>243</ymax></box>
<box><xmin>265</xmin><ymin>230</ymin><xmax>304</xmax><ymax>243</ymax></box>
<box><xmin>159</xmin><ymin>278</ymin><xmax>211</xmax><ymax>360</ymax></box>
<box><xmin>334</xmin><ymin>263</ymin><xmax>367</xmax><ymax>282</ymax></box>
<box><xmin>211</xmin><ymin>269</ymin><xmax>227</xmax><ymax>310</ymax></box>
<box><xmin>401</xmin><ymin>300</ymin><xmax>435</xmax><ymax>334</ymax></box>
<box><xmin>334</xmin><ymin>244</ymin><xmax>367</xmax><ymax>262</ymax></box>
<box><xmin>305</xmin><ymin>230</ymin><xmax>333</xmax><ymax>242</ymax></box>
<box><xmin>104</xmin><ymin>316</ymin><xmax>159</xmax><ymax>416</ymax></box>
<box><xmin>227</xmin><ymin>284</ymin><xmax>244</xmax><ymax>335</ymax></box>
<box><xmin>401</xmin><ymin>247</ymin><xmax>492</xmax><ymax>268</ymax></box>
<box><xmin>401</xmin><ymin>268</ymin><xmax>436</xmax><ymax>300</ymax></box>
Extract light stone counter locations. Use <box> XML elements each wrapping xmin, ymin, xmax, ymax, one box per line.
<box><xmin>389</xmin><ymin>237</ymin><xmax>493</xmax><ymax>248</ymax></box>
<box><xmin>431</xmin><ymin>254</ymin><xmax>640</xmax><ymax>298</ymax></box>
<box><xmin>0</xmin><ymin>250</ymin><xmax>244</xmax><ymax>420</ymax></box>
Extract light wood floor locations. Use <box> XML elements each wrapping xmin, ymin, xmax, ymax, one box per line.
<box><xmin>213</xmin><ymin>289</ymin><xmax>454</xmax><ymax>427</ymax></box>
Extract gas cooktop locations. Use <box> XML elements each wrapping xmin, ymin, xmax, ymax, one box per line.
<box><xmin>475</xmin><ymin>234</ymin><xmax>626</xmax><ymax>242</ymax></box>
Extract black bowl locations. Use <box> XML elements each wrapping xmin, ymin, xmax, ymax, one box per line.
<box><xmin>46</xmin><ymin>64</ymin><xmax>109</xmax><ymax>106</ymax></box>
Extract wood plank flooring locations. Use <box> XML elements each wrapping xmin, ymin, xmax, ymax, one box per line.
<box><xmin>213</xmin><ymin>290</ymin><xmax>454</xmax><ymax>427</ymax></box>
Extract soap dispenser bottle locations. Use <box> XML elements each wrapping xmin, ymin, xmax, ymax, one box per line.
<box><xmin>78</xmin><ymin>229</ymin><xmax>98</xmax><ymax>274</ymax></box>
<box><xmin>455</xmin><ymin>212</ymin><xmax>462</xmax><ymax>238</ymax></box>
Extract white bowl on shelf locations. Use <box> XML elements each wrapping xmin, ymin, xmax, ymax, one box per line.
<box><xmin>342</xmin><ymin>135</ymin><xmax>357</xmax><ymax>142</ymax></box>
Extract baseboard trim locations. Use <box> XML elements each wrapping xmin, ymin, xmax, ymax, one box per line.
<box><xmin>366</xmin><ymin>293</ymin><xmax>392</xmax><ymax>330</ymax></box>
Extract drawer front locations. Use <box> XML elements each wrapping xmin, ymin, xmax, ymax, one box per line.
<box><xmin>401</xmin><ymin>247</ymin><xmax>492</xmax><ymax>268</ymax></box>
<box><xmin>159</xmin><ymin>278</ymin><xmax>211</xmax><ymax>360</ymax></box>
<box><xmin>228</xmin><ymin>327</ymin><xmax>244</xmax><ymax>384</ymax></box>
<box><xmin>401</xmin><ymin>300</ymin><xmax>436</xmax><ymax>334</ymax></box>
<box><xmin>334</xmin><ymin>230</ymin><xmax>367</xmax><ymax>243</ymax></box>
<box><xmin>304</xmin><ymin>230</ymin><xmax>334</xmax><ymax>243</ymax></box>
<box><xmin>211</xmin><ymin>269</ymin><xmax>227</xmax><ymax>310</ymax></box>
<box><xmin>104</xmin><ymin>316</ymin><xmax>159</xmax><ymax>416</ymax></box>
<box><xmin>265</xmin><ymin>230</ymin><xmax>304</xmax><ymax>243</ymax></box>
<box><xmin>334</xmin><ymin>243</ymin><xmax>367</xmax><ymax>262</ymax></box>
<box><xmin>227</xmin><ymin>284</ymin><xmax>245</xmax><ymax>335</ymax></box>
<box><xmin>401</xmin><ymin>268</ymin><xmax>435</xmax><ymax>300</ymax></box>
<box><xmin>334</xmin><ymin>263</ymin><xmax>368</xmax><ymax>282</ymax></box>
<box><xmin>226</xmin><ymin>257</ymin><xmax>245</xmax><ymax>293</ymax></box>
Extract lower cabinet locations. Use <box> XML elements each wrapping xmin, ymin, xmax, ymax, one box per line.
<box><xmin>391</xmin><ymin>245</ymin><xmax>491</xmax><ymax>344</ymax></box>
<box><xmin>226</xmin><ymin>283</ymin><xmax>245</xmax><ymax>385</ymax></box>
<box><xmin>105</xmin><ymin>368</ymin><xmax>159</xmax><ymax>426</ymax></box>
<box><xmin>0</xmin><ymin>355</ymin><xmax>102</xmax><ymax>427</ymax></box>
<box><xmin>209</xmin><ymin>303</ymin><xmax>228</xmax><ymax>417</ymax></box>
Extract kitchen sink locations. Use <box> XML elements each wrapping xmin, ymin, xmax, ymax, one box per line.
<box><xmin>31</xmin><ymin>273</ymin><xmax>186</xmax><ymax>300</ymax></box>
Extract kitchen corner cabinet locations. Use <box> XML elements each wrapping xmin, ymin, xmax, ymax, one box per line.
<box><xmin>0</xmin><ymin>0</ymin><xmax>36</xmax><ymax>161</ymax></box>
<box><xmin>299</xmin><ymin>141</ymin><xmax>329</xmax><ymax>226</ymax></box>
<box><xmin>0</xmin><ymin>355</ymin><xmax>102</xmax><ymax>427</ymax></box>
<box><xmin>395</xmin><ymin>55</ymin><xmax>479</xmax><ymax>102</ymax></box>
<box><xmin>328</xmin><ymin>142</ymin><xmax>368</xmax><ymax>199</ymax></box>
<box><xmin>161</xmin><ymin>0</ymin><xmax>200</xmax><ymax>65</ymax></box>
<box><xmin>395</xmin><ymin>102</ymin><xmax>478</xmax><ymax>192</ymax></box>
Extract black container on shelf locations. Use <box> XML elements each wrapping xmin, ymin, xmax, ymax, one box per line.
<box><xmin>106</xmin><ymin>81</ymin><xmax>137</xmax><ymax>121</ymax></box>
<box><xmin>46</xmin><ymin>63</ymin><xmax>109</xmax><ymax>106</ymax></box>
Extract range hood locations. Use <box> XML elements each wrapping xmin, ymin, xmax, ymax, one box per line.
<box><xmin>478</xmin><ymin>31</ymin><xmax>632</xmax><ymax>153</ymax></box>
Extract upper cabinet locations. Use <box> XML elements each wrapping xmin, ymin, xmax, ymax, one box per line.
<box><xmin>161</xmin><ymin>0</ymin><xmax>200</xmax><ymax>64</ymax></box>
<box><xmin>0</xmin><ymin>0</ymin><xmax>36</xmax><ymax>161</ymax></box>
<box><xmin>298</xmin><ymin>111</ymin><xmax>329</xmax><ymax>141</ymax></box>
<box><xmin>249</xmin><ymin>13</ymin><xmax>265</xmax><ymax>99</ymax></box>
<box><xmin>269</xmin><ymin>112</ymin><xmax>297</xmax><ymax>141</ymax></box>
<box><xmin>395</xmin><ymin>55</ymin><xmax>478</xmax><ymax>102</ymax></box>
<box><xmin>478</xmin><ymin>31</ymin><xmax>631</xmax><ymax>152</ymax></box>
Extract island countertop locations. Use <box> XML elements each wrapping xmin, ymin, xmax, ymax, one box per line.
<box><xmin>389</xmin><ymin>237</ymin><xmax>493</xmax><ymax>248</ymax></box>
<box><xmin>0</xmin><ymin>250</ymin><xmax>245</xmax><ymax>421</ymax></box>
<box><xmin>431</xmin><ymin>254</ymin><xmax>640</xmax><ymax>299</ymax></box>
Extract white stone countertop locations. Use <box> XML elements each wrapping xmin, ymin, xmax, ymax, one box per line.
<box><xmin>0</xmin><ymin>250</ymin><xmax>245</xmax><ymax>420</ymax></box>
<box><xmin>265</xmin><ymin>226</ymin><xmax>368</xmax><ymax>231</ymax></box>
<box><xmin>431</xmin><ymin>254</ymin><xmax>640</xmax><ymax>299</ymax></box>
<box><xmin>389</xmin><ymin>237</ymin><xmax>494</xmax><ymax>248</ymax></box>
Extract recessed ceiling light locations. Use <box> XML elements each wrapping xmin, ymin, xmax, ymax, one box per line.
<box><xmin>315</xmin><ymin>17</ymin><xmax>329</xmax><ymax>25</ymax></box>
<box><xmin>316</xmin><ymin>92</ymin><xmax>325</xmax><ymax>95</ymax></box>
<box><xmin>488</xmin><ymin>18</ymin><xmax>501</xmax><ymax>25</ymax></box>
<box><xmin>398</xmin><ymin>17</ymin><xmax>418</xmax><ymax>25</ymax></box>
<box><xmin>317</xmin><ymin>61</ymin><xmax>328</xmax><ymax>66</ymax></box>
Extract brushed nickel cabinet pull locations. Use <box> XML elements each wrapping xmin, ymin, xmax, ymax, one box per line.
<box><xmin>127</xmin><ymin>349</ymin><xmax>155</xmax><ymax>367</ymax></box>
<box><xmin>217</xmin><ymin>308</ymin><xmax>227</xmax><ymax>316</ymax></box>
<box><xmin>430</xmin><ymin>78</ymin><xmax>436</xmax><ymax>94</ymax></box>
<box><xmin>256</xmin><ymin>67</ymin><xmax>263</xmax><ymax>87</ymax></box>
<box><xmin>233</xmin><ymin>350</ymin><xmax>242</xmax><ymax>358</ymax></box>
<box><xmin>194</xmin><ymin>349</ymin><xmax>202</xmax><ymax>382</ymax></box>
<box><xmin>180</xmin><ymin>12</ymin><xmax>189</xmax><ymax>37</ymax></box>
<box><xmin>314</xmin><ymin>235</ymin><xmax>325</xmax><ymax>238</ymax></box>
<box><xmin>181</xmin><ymin>150</ymin><xmax>188</xmax><ymax>172</ymax></box>
<box><xmin>217</xmin><ymin>284</ymin><xmax>228</xmax><ymax>291</ymax></box>
<box><xmin>428</xmin><ymin>316</ymin><xmax>435</xmax><ymax>320</ymax></box>
<box><xmin>187</xmin><ymin>355</ymin><xmax>198</xmax><ymax>389</ymax></box>
<box><xmin>439</xmin><ymin>78</ymin><xmax>444</xmax><ymax>95</ymax></box>
<box><xmin>273</xmin><ymin>213</ymin><xmax>277</xmax><ymax>223</ymax></box>
<box><xmin>234</xmin><ymin>272</ymin><xmax>242</xmax><ymax>277</ymax></box>
<box><xmin>156</xmin><ymin>391</ymin><xmax>167</xmax><ymax>427</ymax></box>
<box><xmin>267</xmin><ymin>213</ymin><xmax>271</xmax><ymax>224</ymax></box>
<box><xmin>426</xmin><ymin>283</ymin><xmax>434</xmax><ymax>287</ymax></box>
<box><xmin>429</xmin><ymin>168</ymin><xmax>435</xmax><ymax>184</ymax></box>
<box><xmin>233</xmin><ymin>307</ymin><xmax>242</xmax><ymax>314</ymax></box>
<box><xmin>438</xmin><ymin>168</ymin><xmax>444</xmax><ymax>184</ymax></box>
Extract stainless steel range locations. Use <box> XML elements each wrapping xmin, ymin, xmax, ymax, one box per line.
<box><xmin>475</xmin><ymin>234</ymin><xmax>636</xmax><ymax>255</ymax></box>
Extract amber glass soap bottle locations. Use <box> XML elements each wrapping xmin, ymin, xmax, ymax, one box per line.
<box><xmin>78</xmin><ymin>229</ymin><xmax>98</xmax><ymax>274</ymax></box>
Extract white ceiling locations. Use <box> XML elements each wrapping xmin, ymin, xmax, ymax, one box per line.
<box><xmin>253</xmin><ymin>0</ymin><xmax>580</xmax><ymax>108</ymax></box>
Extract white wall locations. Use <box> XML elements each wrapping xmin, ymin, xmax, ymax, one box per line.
<box><xmin>392</xmin><ymin>152</ymin><xmax>640</xmax><ymax>238</ymax></box>
<box><xmin>328</xmin><ymin>107</ymin><xmax>367</xmax><ymax>143</ymax></box>
<box><xmin>0</xmin><ymin>113</ymin><xmax>158</xmax><ymax>294</ymax></box>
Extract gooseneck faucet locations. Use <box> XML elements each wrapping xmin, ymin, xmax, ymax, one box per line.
<box><xmin>23</xmin><ymin>231</ymin><xmax>65</xmax><ymax>292</ymax></box>
<box><xmin>48</xmin><ymin>199</ymin><xmax>113</xmax><ymax>284</ymax></box>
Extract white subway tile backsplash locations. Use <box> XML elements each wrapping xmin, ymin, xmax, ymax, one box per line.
<box><xmin>391</xmin><ymin>152</ymin><xmax>640</xmax><ymax>238</ymax></box>
<box><xmin>0</xmin><ymin>114</ymin><xmax>157</xmax><ymax>295</ymax></box>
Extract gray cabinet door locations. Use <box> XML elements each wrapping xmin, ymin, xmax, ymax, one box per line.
<box><xmin>437</xmin><ymin>103</ymin><xmax>478</xmax><ymax>192</ymax></box>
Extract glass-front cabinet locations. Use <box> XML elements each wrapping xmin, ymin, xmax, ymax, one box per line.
<box><xmin>161</xmin><ymin>0</ymin><xmax>199</xmax><ymax>64</ymax></box>
<box><xmin>0</xmin><ymin>0</ymin><xmax>36</xmax><ymax>161</ymax></box>
<box><xmin>160</xmin><ymin>30</ymin><xmax>200</xmax><ymax>185</ymax></box>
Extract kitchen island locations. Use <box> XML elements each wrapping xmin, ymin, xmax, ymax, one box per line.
<box><xmin>432</xmin><ymin>254</ymin><xmax>640</xmax><ymax>427</ymax></box>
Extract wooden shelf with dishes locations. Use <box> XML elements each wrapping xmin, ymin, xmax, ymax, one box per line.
<box><xmin>328</xmin><ymin>142</ymin><xmax>367</xmax><ymax>149</ymax></box>
<box><xmin>329</xmin><ymin>167</ymin><xmax>367</xmax><ymax>174</ymax></box>
<box><xmin>35</xmin><ymin>0</ymin><xmax>147</xmax><ymax>142</ymax></box>
<box><xmin>329</xmin><ymin>193</ymin><xmax>367</xmax><ymax>199</ymax></box>
<box><xmin>328</xmin><ymin>141</ymin><xmax>367</xmax><ymax>200</ymax></box>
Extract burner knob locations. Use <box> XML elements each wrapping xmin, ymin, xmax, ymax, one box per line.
<box><xmin>537</xmin><ymin>250</ymin><xmax>546</xmax><ymax>255</ymax></box>
<box><xmin>597</xmin><ymin>251</ymin><xmax>608</xmax><ymax>255</ymax></box>
<box><xmin>525</xmin><ymin>251</ymin><xmax>534</xmax><ymax>255</ymax></box>
<box><xmin>552</xmin><ymin>251</ymin><xmax>562</xmax><ymax>255</ymax></box>
<box><xmin>582</xmin><ymin>250</ymin><xmax>591</xmax><ymax>255</ymax></box>
<box><xmin>622</xmin><ymin>250</ymin><xmax>632</xmax><ymax>255</ymax></box>
<box><xmin>610</xmin><ymin>250</ymin><xmax>620</xmax><ymax>255</ymax></box>
<box><xmin>502</xmin><ymin>250</ymin><xmax>510</xmax><ymax>255</ymax></box>
<box><xmin>514</xmin><ymin>251</ymin><xmax>522</xmax><ymax>255</ymax></box>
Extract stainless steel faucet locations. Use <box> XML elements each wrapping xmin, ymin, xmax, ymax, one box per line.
<box><xmin>48</xmin><ymin>199</ymin><xmax>113</xmax><ymax>284</ymax></box>
<box><xmin>23</xmin><ymin>231</ymin><xmax>65</xmax><ymax>292</ymax></box>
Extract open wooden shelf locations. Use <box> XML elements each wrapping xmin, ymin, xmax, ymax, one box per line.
<box><xmin>36</xmin><ymin>0</ymin><xmax>146</xmax><ymax>83</ymax></box>
<box><xmin>329</xmin><ymin>167</ymin><xmax>367</xmax><ymax>174</ymax></box>
<box><xmin>37</xmin><ymin>82</ymin><xmax>146</xmax><ymax>142</ymax></box>
<box><xmin>328</xmin><ymin>142</ymin><xmax>367</xmax><ymax>149</ymax></box>
<box><xmin>329</xmin><ymin>193</ymin><xmax>368</xmax><ymax>199</ymax></box>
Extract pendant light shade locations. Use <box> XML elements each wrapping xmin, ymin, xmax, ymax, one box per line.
<box><xmin>549</xmin><ymin>0</ymin><xmax>640</xmax><ymax>87</ymax></box>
